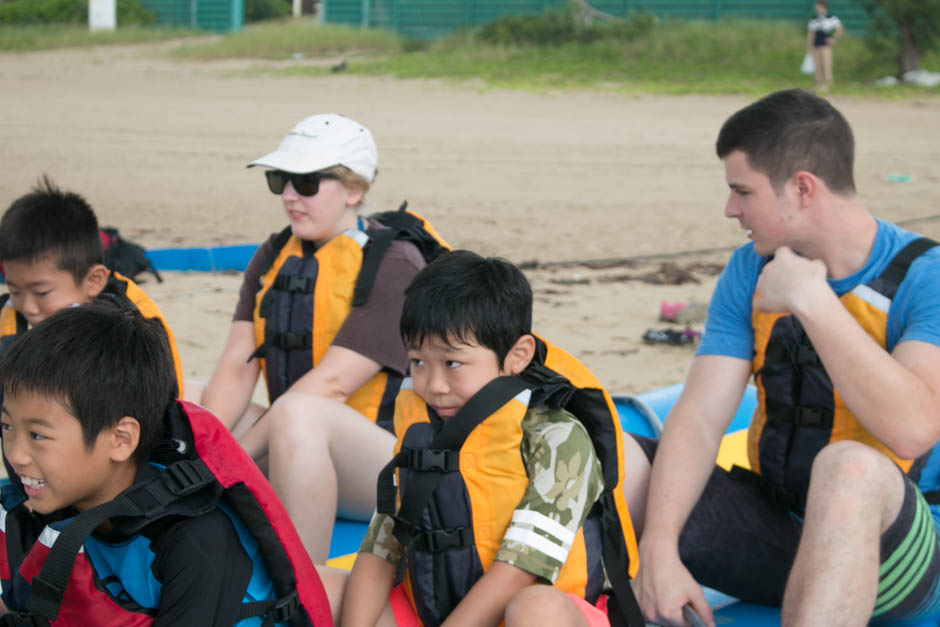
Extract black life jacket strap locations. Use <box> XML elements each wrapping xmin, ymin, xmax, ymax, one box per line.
<box><xmin>382</xmin><ymin>376</ymin><xmax>530</xmax><ymax>550</ymax></box>
<box><xmin>922</xmin><ymin>491</ymin><xmax>940</xmax><ymax>505</ymax></box>
<box><xmin>598</xmin><ymin>495</ymin><xmax>644</xmax><ymax>627</ymax></box>
<box><xmin>411</xmin><ymin>526</ymin><xmax>474</xmax><ymax>552</ymax></box>
<box><xmin>868</xmin><ymin>237</ymin><xmax>939</xmax><ymax>299</ymax></box>
<box><xmin>271</xmin><ymin>274</ymin><xmax>316</xmax><ymax>293</ymax></box>
<box><xmin>25</xmin><ymin>460</ymin><xmax>218</xmax><ymax>620</ymax></box>
<box><xmin>255</xmin><ymin>226</ymin><xmax>294</xmax><ymax>279</ymax></box>
<box><xmin>352</xmin><ymin>228</ymin><xmax>397</xmax><ymax>307</ymax></box>
<box><xmin>728</xmin><ymin>465</ymin><xmax>806</xmax><ymax>512</ymax></box>
<box><xmin>236</xmin><ymin>589</ymin><xmax>300</xmax><ymax>625</ymax></box>
<box><xmin>248</xmin><ymin>330</ymin><xmax>313</xmax><ymax>363</ymax></box>
<box><xmin>0</xmin><ymin>612</ymin><xmax>49</xmax><ymax>626</ymax></box>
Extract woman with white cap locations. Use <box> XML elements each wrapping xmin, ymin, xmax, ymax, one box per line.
<box><xmin>199</xmin><ymin>114</ymin><xmax>426</xmax><ymax>563</ymax></box>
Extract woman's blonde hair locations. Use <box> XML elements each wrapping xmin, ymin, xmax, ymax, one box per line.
<box><xmin>321</xmin><ymin>165</ymin><xmax>373</xmax><ymax>208</ymax></box>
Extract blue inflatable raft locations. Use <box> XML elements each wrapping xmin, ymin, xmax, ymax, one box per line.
<box><xmin>327</xmin><ymin>384</ymin><xmax>940</xmax><ymax>626</ymax></box>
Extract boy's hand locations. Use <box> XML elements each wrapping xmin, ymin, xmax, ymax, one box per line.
<box><xmin>754</xmin><ymin>246</ymin><xmax>828</xmax><ymax>316</ymax></box>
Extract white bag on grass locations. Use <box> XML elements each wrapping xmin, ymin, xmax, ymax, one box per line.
<box><xmin>801</xmin><ymin>53</ymin><xmax>815</xmax><ymax>75</ymax></box>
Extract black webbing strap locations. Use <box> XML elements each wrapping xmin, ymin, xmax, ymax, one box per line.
<box><xmin>0</xmin><ymin>612</ymin><xmax>48</xmax><ymax>626</ymax></box>
<box><xmin>25</xmin><ymin>460</ymin><xmax>217</xmax><ymax>620</ymax></box>
<box><xmin>236</xmin><ymin>590</ymin><xmax>299</xmax><ymax>625</ymax></box>
<box><xmin>923</xmin><ymin>491</ymin><xmax>940</xmax><ymax>505</ymax></box>
<box><xmin>352</xmin><ymin>228</ymin><xmax>397</xmax><ymax>307</ymax></box>
<box><xmin>411</xmin><ymin>526</ymin><xmax>474</xmax><ymax>552</ymax></box>
<box><xmin>596</xmin><ymin>493</ymin><xmax>645</xmax><ymax>627</ymax></box>
<box><xmin>271</xmin><ymin>274</ymin><xmax>316</xmax><ymax>293</ymax></box>
<box><xmin>868</xmin><ymin>237</ymin><xmax>939</xmax><ymax>299</ymax></box>
<box><xmin>378</xmin><ymin>376</ymin><xmax>530</xmax><ymax>549</ymax></box>
<box><xmin>728</xmin><ymin>465</ymin><xmax>806</xmax><ymax>512</ymax></box>
<box><xmin>256</xmin><ymin>226</ymin><xmax>294</xmax><ymax>278</ymax></box>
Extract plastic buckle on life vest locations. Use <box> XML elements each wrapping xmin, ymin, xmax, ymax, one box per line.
<box><xmin>273</xmin><ymin>275</ymin><xmax>316</xmax><ymax>293</ymax></box>
<box><xmin>406</xmin><ymin>448</ymin><xmax>458</xmax><ymax>472</ymax></box>
<box><xmin>414</xmin><ymin>526</ymin><xmax>473</xmax><ymax>552</ymax></box>
<box><xmin>796</xmin><ymin>346</ymin><xmax>820</xmax><ymax>365</ymax></box>
<box><xmin>267</xmin><ymin>591</ymin><xmax>299</xmax><ymax>623</ymax></box>
<box><xmin>270</xmin><ymin>331</ymin><xmax>312</xmax><ymax>350</ymax></box>
<box><xmin>161</xmin><ymin>459</ymin><xmax>215</xmax><ymax>496</ymax></box>
<box><xmin>794</xmin><ymin>407</ymin><xmax>827</xmax><ymax>427</ymax></box>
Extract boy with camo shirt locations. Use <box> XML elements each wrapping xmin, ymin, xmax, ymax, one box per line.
<box><xmin>339</xmin><ymin>250</ymin><xmax>638</xmax><ymax>627</ymax></box>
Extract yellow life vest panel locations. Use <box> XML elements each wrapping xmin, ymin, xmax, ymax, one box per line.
<box><xmin>0</xmin><ymin>272</ymin><xmax>183</xmax><ymax>396</ymax></box>
<box><xmin>251</xmin><ymin>208</ymin><xmax>450</xmax><ymax>429</ymax></box>
<box><xmin>749</xmin><ymin>238</ymin><xmax>937</xmax><ymax>505</ymax></box>
<box><xmin>376</xmin><ymin>335</ymin><xmax>641</xmax><ymax>626</ymax></box>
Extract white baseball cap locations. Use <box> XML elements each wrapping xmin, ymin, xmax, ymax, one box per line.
<box><xmin>247</xmin><ymin>114</ymin><xmax>378</xmax><ymax>181</ymax></box>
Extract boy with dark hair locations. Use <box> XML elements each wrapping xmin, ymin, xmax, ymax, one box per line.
<box><xmin>340</xmin><ymin>250</ymin><xmax>641</xmax><ymax>627</ymax></box>
<box><xmin>0</xmin><ymin>176</ymin><xmax>183</xmax><ymax>391</ymax></box>
<box><xmin>0</xmin><ymin>303</ymin><xmax>334</xmax><ymax>625</ymax></box>
<box><xmin>629</xmin><ymin>88</ymin><xmax>940</xmax><ymax>626</ymax></box>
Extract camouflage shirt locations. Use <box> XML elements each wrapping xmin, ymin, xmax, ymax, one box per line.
<box><xmin>359</xmin><ymin>405</ymin><xmax>605</xmax><ymax>583</ymax></box>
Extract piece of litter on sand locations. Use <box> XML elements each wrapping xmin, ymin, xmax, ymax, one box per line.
<box><xmin>642</xmin><ymin>327</ymin><xmax>701</xmax><ymax>346</ymax></box>
<box><xmin>886</xmin><ymin>174</ymin><xmax>913</xmax><ymax>183</ymax></box>
<box><xmin>659</xmin><ymin>301</ymin><xmax>708</xmax><ymax>324</ymax></box>
<box><xmin>903</xmin><ymin>69</ymin><xmax>940</xmax><ymax>88</ymax></box>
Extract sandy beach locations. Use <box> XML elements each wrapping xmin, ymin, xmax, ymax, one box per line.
<box><xmin>2</xmin><ymin>40</ymin><xmax>939</xmax><ymax>396</ymax></box>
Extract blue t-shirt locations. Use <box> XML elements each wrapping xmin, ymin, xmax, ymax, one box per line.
<box><xmin>699</xmin><ymin>220</ymin><xmax>940</xmax><ymax>359</ymax></box>
<box><xmin>698</xmin><ymin>219</ymin><xmax>940</xmax><ymax>497</ymax></box>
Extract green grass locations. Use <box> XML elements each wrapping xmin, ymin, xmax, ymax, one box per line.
<box><xmin>335</xmin><ymin>19</ymin><xmax>940</xmax><ymax>95</ymax></box>
<box><xmin>169</xmin><ymin>21</ymin><xmax>402</xmax><ymax>60</ymax></box>
<box><xmin>2</xmin><ymin>16</ymin><xmax>938</xmax><ymax>96</ymax></box>
<box><xmin>0</xmin><ymin>24</ymin><xmax>193</xmax><ymax>52</ymax></box>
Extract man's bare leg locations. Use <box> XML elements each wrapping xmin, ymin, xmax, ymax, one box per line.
<box><xmin>782</xmin><ymin>440</ymin><xmax>905</xmax><ymax>626</ymax></box>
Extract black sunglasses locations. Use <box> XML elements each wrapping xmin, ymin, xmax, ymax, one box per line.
<box><xmin>264</xmin><ymin>170</ymin><xmax>340</xmax><ymax>197</ymax></box>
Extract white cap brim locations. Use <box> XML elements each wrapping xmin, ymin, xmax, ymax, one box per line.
<box><xmin>246</xmin><ymin>150</ymin><xmax>340</xmax><ymax>174</ymax></box>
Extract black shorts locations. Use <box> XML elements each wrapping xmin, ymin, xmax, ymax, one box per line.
<box><xmin>631</xmin><ymin>435</ymin><xmax>940</xmax><ymax>622</ymax></box>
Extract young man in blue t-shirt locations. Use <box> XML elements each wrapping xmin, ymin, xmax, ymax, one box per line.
<box><xmin>625</xmin><ymin>89</ymin><xmax>940</xmax><ymax>626</ymax></box>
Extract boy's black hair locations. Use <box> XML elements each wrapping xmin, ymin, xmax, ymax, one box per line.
<box><xmin>0</xmin><ymin>301</ymin><xmax>177</xmax><ymax>462</ymax></box>
<box><xmin>0</xmin><ymin>176</ymin><xmax>105</xmax><ymax>283</ymax></box>
<box><xmin>401</xmin><ymin>250</ymin><xmax>532</xmax><ymax>363</ymax></box>
<box><xmin>715</xmin><ymin>88</ymin><xmax>855</xmax><ymax>194</ymax></box>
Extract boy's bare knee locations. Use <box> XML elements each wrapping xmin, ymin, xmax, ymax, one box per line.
<box><xmin>505</xmin><ymin>586</ymin><xmax>584</xmax><ymax>627</ymax></box>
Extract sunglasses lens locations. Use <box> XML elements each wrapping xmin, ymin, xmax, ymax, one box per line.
<box><xmin>265</xmin><ymin>171</ymin><xmax>287</xmax><ymax>195</ymax></box>
<box><xmin>265</xmin><ymin>171</ymin><xmax>329</xmax><ymax>196</ymax></box>
<box><xmin>292</xmin><ymin>174</ymin><xmax>320</xmax><ymax>197</ymax></box>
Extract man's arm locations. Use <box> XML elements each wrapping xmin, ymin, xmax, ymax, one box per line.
<box><xmin>635</xmin><ymin>354</ymin><xmax>752</xmax><ymax>627</ymax></box>
<box><xmin>757</xmin><ymin>247</ymin><xmax>940</xmax><ymax>458</ymax></box>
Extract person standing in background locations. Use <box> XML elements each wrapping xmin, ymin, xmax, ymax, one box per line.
<box><xmin>807</xmin><ymin>1</ymin><xmax>843</xmax><ymax>92</ymax></box>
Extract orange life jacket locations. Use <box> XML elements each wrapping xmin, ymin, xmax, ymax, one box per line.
<box><xmin>251</xmin><ymin>207</ymin><xmax>449</xmax><ymax>430</ymax></box>
<box><xmin>0</xmin><ymin>272</ymin><xmax>184</xmax><ymax>395</ymax></box>
<box><xmin>376</xmin><ymin>336</ymin><xmax>642</xmax><ymax>626</ymax></box>
<box><xmin>749</xmin><ymin>238</ymin><xmax>937</xmax><ymax>505</ymax></box>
